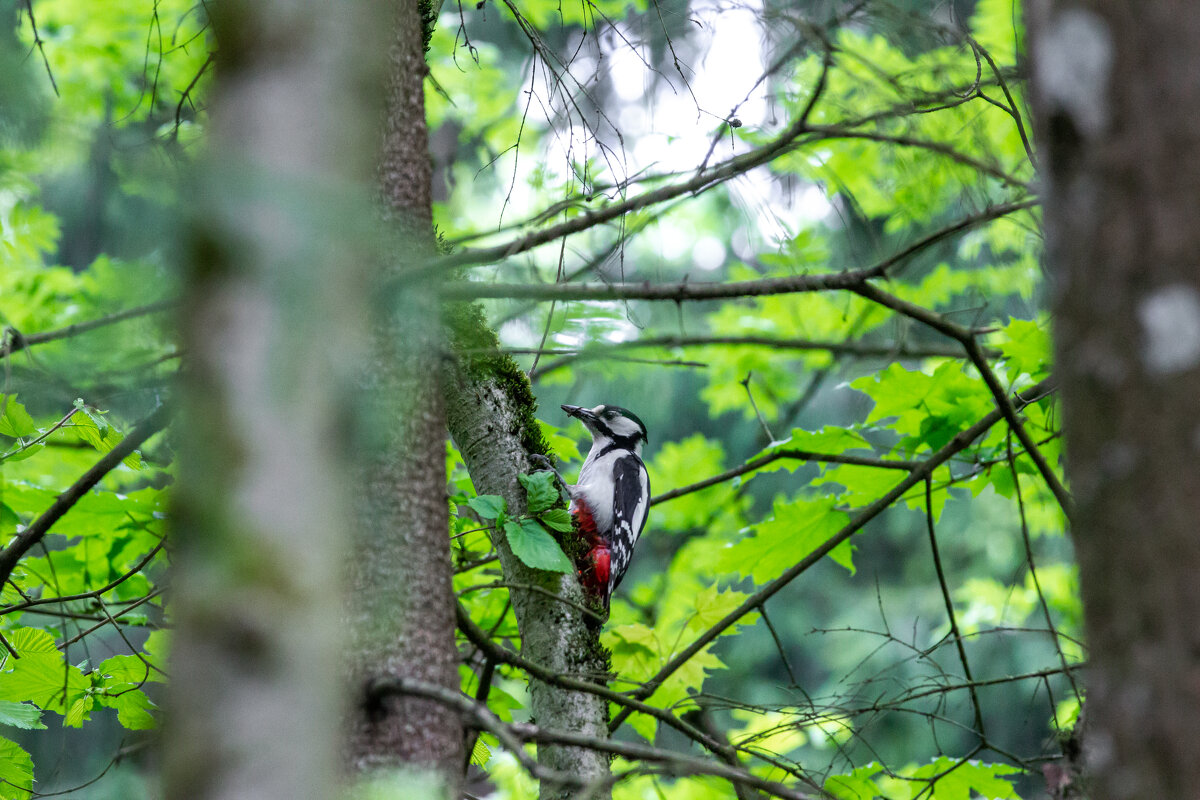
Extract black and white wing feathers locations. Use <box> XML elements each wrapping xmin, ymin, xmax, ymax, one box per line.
<box><xmin>609</xmin><ymin>454</ymin><xmax>650</xmax><ymax>593</ymax></box>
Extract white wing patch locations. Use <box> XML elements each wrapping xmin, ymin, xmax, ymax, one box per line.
<box><xmin>610</xmin><ymin>454</ymin><xmax>650</xmax><ymax>593</ymax></box>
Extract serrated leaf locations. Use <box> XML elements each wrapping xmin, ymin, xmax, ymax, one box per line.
<box><xmin>469</xmin><ymin>736</ymin><xmax>491</xmax><ymax>766</ymax></box>
<box><xmin>518</xmin><ymin>472</ymin><xmax>560</xmax><ymax>514</ymax></box>
<box><xmin>0</xmin><ymin>702</ymin><xmax>44</xmax><ymax>731</ymax></box>
<box><xmin>825</xmin><ymin>763</ymin><xmax>884</xmax><ymax>799</ymax></box>
<box><xmin>112</xmin><ymin>691</ymin><xmax>157</xmax><ymax>730</ymax></box>
<box><xmin>908</xmin><ymin>757</ymin><xmax>1020</xmax><ymax>800</ymax></box>
<box><xmin>98</xmin><ymin>653</ymin><xmax>163</xmax><ymax>687</ymax></box>
<box><xmin>503</xmin><ymin>519</ymin><xmax>573</xmax><ymax>573</ymax></box>
<box><xmin>0</xmin><ymin>443</ymin><xmax>43</xmax><ymax>463</ymax></box>
<box><xmin>467</xmin><ymin>495</ymin><xmax>506</xmax><ymax>520</ymax></box>
<box><xmin>68</xmin><ymin>410</ymin><xmax>142</xmax><ymax>470</ymax></box>
<box><xmin>0</xmin><ymin>736</ymin><xmax>33</xmax><ymax>800</ymax></box>
<box><xmin>0</xmin><ymin>396</ymin><xmax>36</xmax><ymax>438</ymax></box>
<box><xmin>64</xmin><ymin>696</ymin><xmax>93</xmax><ymax>728</ymax></box>
<box><xmin>4</xmin><ymin>628</ymin><xmax>56</xmax><ymax>657</ymax></box>
<box><xmin>538</xmin><ymin>507</ymin><xmax>574</xmax><ymax>532</ymax></box>
<box><xmin>0</xmin><ymin>504</ymin><xmax>17</xmax><ymax>530</ymax></box>
<box><xmin>718</xmin><ymin>497</ymin><xmax>854</xmax><ymax>582</ymax></box>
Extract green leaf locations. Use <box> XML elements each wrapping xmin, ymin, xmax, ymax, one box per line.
<box><xmin>0</xmin><ymin>702</ymin><xmax>44</xmax><ymax>731</ymax></box>
<box><xmin>111</xmin><ymin>691</ymin><xmax>157</xmax><ymax>730</ymax></box>
<box><xmin>996</xmin><ymin>316</ymin><xmax>1052</xmax><ymax>379</ymax></box>
<box><xmin>718</xmin><ymin>497</ymin><xmax>854</xmax><ymax>582</ymax></box>
<box><xmin>0</xmin><ymin>444</ymin><xmax>43</xmax><ymax>463</ymax></box>
<box><xmin>3</xmin><ymin>628</ymin><xmax>56</xmax><ymax>657</ymax></box>
<box><xmin>0</xmin><ymin>396</ymin><xmax>36</xmax><ymax>438</ymax></box>
<box><xmin>518</xmin><ymin>471</ymin><xmax>560</xmax><ymax>514</ymax></box>
<box><xmin>469</xmin><ymin>736</ymin><xmax>491</xmax><ymax>766</ymax></box>
<box><xmin>68</xmin><ymin>410</ymin><xmax>142</xmax><ymax>470</ymax></box>
<box><xmin>503</xmin><ymin>519</ymin><xmax>574</xmax><ymax>573</ymax></box>
<box><xmin>825</xmin><ymin>763</ymin><xmax>883</xmax><ymax>800</ymax></box>
<box><xmin>538</xmin><ymin>507</ymin><xmax>574</xmax><ymax>532</ymax></box>
<box><xmin>0</xmin><ymin>737</ymin><xmax>33</xmax><ymax>800</ymax></box>
<box><xmin>64</xmin><ymin>695</ymin><xmax>93</xmax><ymax>728</ymax></box>
<box><xmin>467</xmin><ymin>495</ymin><xmax>506</xmax><ymax>520</ymax></box>
<box><xmin>98</xmin><ymin>653</ymin><xmax>165</xmax><ymax>686</ymax></box>
<box><xmin>907</xmin><ymin>757</ymin><xmax>1020</xmax><ymax>800</ymax></box>
<box><xmin>0</xmin><ymin>628</ymin><xmax>87</xmax><ymax>714</ymax></box>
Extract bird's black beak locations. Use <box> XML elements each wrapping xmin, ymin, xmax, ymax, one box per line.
<box><xmin>562</xmin><ymin>404</ymin><xmax>597</xmax><ymax>424</ymax></box>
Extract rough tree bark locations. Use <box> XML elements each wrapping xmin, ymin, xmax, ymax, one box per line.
<box><xmin>444</xmin><ymin>310</ymin><xmax>613</xmax><ymax>800</ymax></box>
<box><xmin>164</xmin><ymin>0</ymin><xmax>380</xmax><ymax>797</ymax></box>
<box><xmin>1029</xmin><ymin>2</ymin><xmax>1200</xmax><ymax>798</ymax></box>
<box><xmin>344</xmin><ymin>0</ymin><xmax>464</xmax><ymax>793</ymax></box>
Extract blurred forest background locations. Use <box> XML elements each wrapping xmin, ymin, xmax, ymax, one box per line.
<box><xmin>0</xmin><ymin>0</ymin><xmax>1112</xmax><ymax>797</ymax></box>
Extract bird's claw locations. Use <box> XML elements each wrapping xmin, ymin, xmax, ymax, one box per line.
<box><xmin>529</xmin><ymin>453</ymin><xmax>556</xmax><ymax>472</ymax></box>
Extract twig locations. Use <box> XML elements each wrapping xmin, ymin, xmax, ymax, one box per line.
<box><xmin>849</xmin><ymin>281</ymin><xmax>1072</xmax><ymax>517</ymax></box>
<box><xmin>440</xmin><ymin>199</ymin><xmax>1037</xmax><ymax>300</ymax></box>
<box><xmin>0</xmin><ymin>405</ymin><xmax>171</xmax><ymax>590</ymax></box>
<box><xmin>454</xmin><ymin>603</ymin><xmax>817</xmax><ymax>787</ymax></box>
<box><xmin>609</xmin><ymin>376</ymin><xmax>1056</xmax><ymax>733</ymax></box>
<box><xmin>56</xmin><ymin>588</ymin><xmax>163</xmax><ymax>649</ymax></box>
<box><xmin>651</xmin><ymin>448</ymin><xmax>919</xmax><ymax>507</ymax></box>
<box><xmin>2</xmin><ymin>539</ymin><xmax>165</xmax><ymax>616</ymax></box>
<box><xmin>0</xmin><ymin>406</ymin><xmax>76</xmax><ymax>464</ymax></box>
<box><xmin>22</xmin><ymin>0</ymin><xmax>59</xmax><ymax>96</ymax></box>
<box><xmin>0</xmin><ymin>300</ymin><xmax>177</xmax><ymax>359</ymax></box>
<box><xmin>924</xmin><ymin>477</ymin><xmax>985</xmax><ymax>738</ymax></box>
<box><xmin>1006</xmin><ymin>435</ymin><xmax>1082</xmax><ymax>702</ymax></box>
<box><xmin>526</xmin><ymin>336</ymin><xmax>986</xmax><ymax>380</ymax></box>
<box><xmin>174</xmin><ymin>52</ymin><xmax>214</xmax><ymax>130</ymax></box>
<box><xmin>373</xmin><ymin>676</ymin><xmax>823</xmax><ymax>800</ymax></box>
<box><xmin>458</xmin><ymin>580</ymin><xmax>604</xmax><ymax>624</ymax></box>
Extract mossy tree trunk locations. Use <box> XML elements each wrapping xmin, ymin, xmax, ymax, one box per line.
<box><xmin>444</xmin><ymin>308</ymin><xmax>613</xmax><ymax>800</ymax></box>
<box><xmin>1030</xmin><ymin>2</ymin><xmax>1200</xmax><ymax>797</ymax></box>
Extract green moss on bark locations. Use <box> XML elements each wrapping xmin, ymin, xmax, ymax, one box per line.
<box><xmin>442</xmin><ymin>300</ymin><xmax>550</xmax><ymax>459</ymax></box>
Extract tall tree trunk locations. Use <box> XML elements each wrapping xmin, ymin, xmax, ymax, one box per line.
<box><xmin>444</xmin><ymin>315</ymin><xmax>612</xmax><ymax>800</ymax></box>
<box><xmin>344</xmin><ymin>0</ymin><xmax>464</xmax><ymax>794</ymax></box>
<box><xmin>164</xmin><ymin>0</ymin><xmax>380</xmax><ymax>797</ymax></box>
<box><xmin>1030</xmin><ymin>3</ymin><xmax>1200</xmax><ymax>798</ymax></box>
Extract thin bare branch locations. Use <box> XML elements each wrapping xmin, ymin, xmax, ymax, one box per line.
<box><xmin>610</xmin><ymin>376</ymin><xmax>1056</xmax><ymax>733</ymax></box>
<box><xmin>0</xmin><ymin>405</ymin><xmax>171</xmax><ymax>590</ymax></box>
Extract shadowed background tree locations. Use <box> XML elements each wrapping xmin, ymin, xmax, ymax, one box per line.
<box><xmin>1030</xmin><ymin>1</ymin><xmax>1200</xmax><ymax>797</ymax></box>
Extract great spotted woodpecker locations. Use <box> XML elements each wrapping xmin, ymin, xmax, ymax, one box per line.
<box><xmin>560</xmin><ymin>403</ymin><xmax>650</xmax><ymax>620</ymax></box>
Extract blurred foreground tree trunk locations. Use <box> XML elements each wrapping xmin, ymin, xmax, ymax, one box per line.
<box><xmin>1030</xmin><ymin>2</ymin><xmax>1200</xmax><ymax>798</ymax></box>
<box><xmin>168</xmin><ymin>0</ymin><xmax>462</xmax><ymax>797</ymax></box>
<box><xmin>165</xmin><ymin>0</ymin><xmax>383</xmax><ymax>797</ymax></box>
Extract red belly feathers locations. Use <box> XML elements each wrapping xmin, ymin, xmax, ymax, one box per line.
<box><xmin>570</xmin><ymin>498</ymin><xmax>611</xmax><ymax>600</ymax></box>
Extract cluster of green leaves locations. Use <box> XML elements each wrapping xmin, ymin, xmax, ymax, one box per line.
<box><xmin>0</xmin><ymin>0</ymin><xmax>202</xmax><ymax>793</ymax></box>
<box><xmin>0</xmin><ymin>394</ymin><xmax>168</xmax><ymax>798</ymax></box>
<box><xmin>464</xmin><ymin>470</ymin><xmax>575</xmax><ymax>574</ymax></box>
